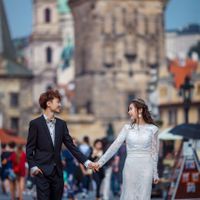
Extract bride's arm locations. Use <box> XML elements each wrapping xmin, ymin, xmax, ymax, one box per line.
<box><xmin>151</xmin><ymin>126</ymin><xmax>159</xmax><ymax>181</ymax></box>
<box><xmin>98</xmin><ymin>125</ymin><xmax>127</xmax><ymax>167</ymax></box>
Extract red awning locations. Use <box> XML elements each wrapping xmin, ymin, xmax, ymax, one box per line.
<box><xmin>0</xmin><ymin>129</ymin><xmax>26</xmax><ymax>145</ymax></box>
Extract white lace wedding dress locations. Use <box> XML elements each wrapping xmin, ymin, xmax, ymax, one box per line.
<box><xmin>98</xmin><ymin>124</ymin><xmax>159</xmax><ymax>200</ymax></box>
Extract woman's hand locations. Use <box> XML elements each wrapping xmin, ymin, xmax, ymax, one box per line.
<box><xmin>153</xmin><ymin>178</ymin><xmax>159</xmax><ymax>184</ymax></box>
<box><xmin>93</xmin><ymin>162</ymin><xmax>100</xmax><ymax>172</ymax></box>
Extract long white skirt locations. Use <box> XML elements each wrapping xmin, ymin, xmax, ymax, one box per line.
<box><xmin>120</xmin><ymin>153</ymin><xmax>153</xmax><ymax>200</ymax></box>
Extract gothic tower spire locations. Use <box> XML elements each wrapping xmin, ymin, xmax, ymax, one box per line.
<box><xmin>0</xmin><ymin>0</ymin><xmax>16</xmax><ymax>61</ymax></box>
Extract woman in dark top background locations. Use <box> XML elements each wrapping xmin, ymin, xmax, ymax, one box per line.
<box><xmin>90</xmin><ymin>139</ymin><xmax>104</xmax><ymax>200</ymax></box>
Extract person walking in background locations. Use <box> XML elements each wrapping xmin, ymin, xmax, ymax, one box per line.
<box><xmin>61</xmin><ymin>147</ymin><xmax>77</xmax><ymax>199</ymax></box>
<box><xmin>0</xmin><ymin>143</ymin><xmax>11</xmax><ymax>195</ymax></box>
<box><xmin>26</xmin><ymin>90</ymin><xmax>96</xmax><ymax>200</ymax></box>
<box><xmin>4</xmin><ymin>142</ymin><xmax>16</xmax><ymax>200</ymax></box>
<box><xmin>111</xmin><ymin>155</ymin><xmax>120</xmax><ymax>197</ymax></box>
<box><xmin>90</xmin><ymin>139</ymin><xmax>104</xmax><ymax>200</ymax></box>
<box><xmin>95</xmin><ymin>98</ymin><xmax>160</xmax><ymax>200</ymax></box>
<box><xmin>79</xmin><ymin>136</ymin><xmax>93</xmax><ymax>198</ymax></box>
<box><xmin>100</xmin><ymin>138</ymin><xmax>113</xmax><ymax>200</ymax></box>
<box><xmin>79</xmin><ymin>136</ymin><xmax>92</xmax><ymax>158</ymax></box>
<box><xmin>10</xmin><ymin>144</ymin><xmax>26</xmax><ymax>200</ymax></box>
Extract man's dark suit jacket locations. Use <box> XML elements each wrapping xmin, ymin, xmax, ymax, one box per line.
<box><xmin>26</xmin><ymin>115</ymin><xmax>88</xmax><ymax>176</ymax></box>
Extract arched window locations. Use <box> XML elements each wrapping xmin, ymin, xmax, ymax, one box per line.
<box><xmin>44</xmin><ymin>8</ymin><xmax>51</xmax><ymax>23</ymax></box>
<box><xmin>46</xmin><ymin>47</ymin><xmax>52</xmax><ymax>63</ymax></box>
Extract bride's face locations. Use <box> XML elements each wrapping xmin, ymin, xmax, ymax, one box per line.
<box><xmin>128</xmin><ymin>103</ymin><xmax>137</xmax><ymax>121</ymax></box>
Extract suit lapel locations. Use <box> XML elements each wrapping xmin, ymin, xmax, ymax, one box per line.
<box><xmin>40</xmin><ymin>115</ymin><xmax>54</xmax><ymax>149</ymax></box>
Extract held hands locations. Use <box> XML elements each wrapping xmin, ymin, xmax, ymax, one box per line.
<box><xmin>93</xmin><ymin>162</ymin><xmax>100</xmax><ymax>172</ymax></box>
<box><xmin>87</xmin><ymin>162</ymin><xmax>100</xmax><ymax>172</ymax></box>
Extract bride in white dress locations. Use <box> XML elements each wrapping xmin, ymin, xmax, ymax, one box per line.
<box><xmin>95</xmin><ymin>98</ymin><xmax>159</xmax><ymax>200</ymax></box>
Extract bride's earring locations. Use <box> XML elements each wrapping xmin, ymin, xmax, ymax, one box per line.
<box><xmin>138</xmin><ymin>113</ymin><xmax>142</xmax><ymax>118</ymax></box>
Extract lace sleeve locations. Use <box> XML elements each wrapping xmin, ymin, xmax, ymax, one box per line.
<box><xmin>98</xmin><ymin>125</ymin><xmax>127</xmax><ymax>167</ymax></box>
<box><xmin>151</xmin><ymin>126</ymin><xmax>159</xmax><ymax>180</ymax></box>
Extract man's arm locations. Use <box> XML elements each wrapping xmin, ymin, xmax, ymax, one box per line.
<box><xmin>26</xmin><ymin>121</ymin><xmax>37</xmax><ymax>169</ymax></box>
<box><xmin>62</xmin><ymin>122</ymin><xmax>94</xmax><ymax>168</ymax></box>
<box><xmin>26</xmin><ymin>121</ymin><xmax>43</xmax><ymax>176</ymax></box>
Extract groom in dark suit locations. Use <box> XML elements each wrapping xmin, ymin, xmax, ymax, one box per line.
<box><xmin>26</xmin><ymin>90</ymin><xmax>95</xmax><ymax>200</ymax></box>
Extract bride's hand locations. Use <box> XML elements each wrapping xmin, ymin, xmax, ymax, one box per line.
<box><xmin>93</xmin><ymin>162</ymin><xmax>100</xmax><ymax>172</ymax></box>
<box><xmin>153</xmin><ymin>178</ymin><xmax>159</xmax><ymax>184</ymax></box>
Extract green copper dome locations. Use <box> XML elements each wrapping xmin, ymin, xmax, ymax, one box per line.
<box><xmin>57</xmin><ymin>0</ymin><xmax>71</xmax><ymax>14</ymax></box>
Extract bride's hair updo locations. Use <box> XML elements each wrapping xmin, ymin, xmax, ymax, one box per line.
<box><xmin>130</xmin><ymin>98</ymin><xmax>157</xmax><ymax>126</ymax></box>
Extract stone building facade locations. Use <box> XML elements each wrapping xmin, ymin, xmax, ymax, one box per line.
<box><xmin>69</xmin><ymin>0</ymin><xmax>167</xmax><ymax>123</ymax></box>
<box><xmin>158</xmin><ymin>58</ymin><xmax>200</xmax><ymax>129</ymax></box>
<box><xmin>0</xmin><ymin>0</ymin><xmax>33</xmax><ymax>136</ymax></box>
<box><xmin>27</xmin><ymin>0</ymin><xmax>62</xmax><ymax>106</ymax></box>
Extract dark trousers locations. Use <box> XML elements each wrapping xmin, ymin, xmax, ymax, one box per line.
<box><xmin>35</xmin><ymin>168</ymin><xmax>64</xmax><ymax>200</ymax></box>
<box><xmin>111</xmin><ymin>172</ymin><xmax>120</xmax><ymax>196</ymax></box>
<box><xmin>93</xmin><ymin>173</ymin><xmax>104</xmax><ymax>198</ymax></box>
<box><xmin>81</xmin><ymin>174</ymin><xmax>91</xmax><ymax>191</ymax></box>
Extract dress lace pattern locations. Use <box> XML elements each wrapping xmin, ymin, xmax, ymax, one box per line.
<box><xmin>98</xmin><ymin>124</ymin><xmax>159</xmax><ymax>200</ymax></box>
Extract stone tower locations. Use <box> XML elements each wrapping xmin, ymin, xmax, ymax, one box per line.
<box><xmin>69</xmin><ymin>0</ymin><xmax>167</xmax><ymax>121</ymax></box>
<box><xmin>28</xmin><ymin>0</ymin><xmax>62</xmax><ymax>104</ymax></box>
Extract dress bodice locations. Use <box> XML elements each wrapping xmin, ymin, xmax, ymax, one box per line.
<box><xmin>98</xmin><ymin>123</ymin><xmax>159</xmax><ymax>180</ymax></box>
<box><xmin>125</xmin><ymin>124</ymin><xmax>156</xmax><ymax>154</ymax></box>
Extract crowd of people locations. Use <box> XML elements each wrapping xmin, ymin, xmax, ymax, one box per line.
<box><xmin>0</xmin><ymin>142</ymin><xmax>26</xmax><ymax>200</ymax></box>
<box><xmin>61</xmin><ymin>136</ymin><xmax>125</xmax><ymax>200</ymax></box>
<box><xmin>0</xmin><ymin>136</ymin><xmax>125</xmax><ymax>200</ymax></box>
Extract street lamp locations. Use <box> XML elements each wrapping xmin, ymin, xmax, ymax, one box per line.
<box><xmin>179</xmin><ymin>76</ymin><xmax>194</xmax><ymax>124</ymax></box>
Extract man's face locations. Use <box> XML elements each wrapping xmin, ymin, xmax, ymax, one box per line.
<box><xmin>47</xmin><ymin>98</ymin><xmax>61</xmax><ymax>113</ymax></box>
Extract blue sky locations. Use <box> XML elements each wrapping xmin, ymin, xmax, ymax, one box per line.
<box><xmin>3</xmin><ymin>0</ymin><xmax>200</xmax><ymax>39</ymax></box>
